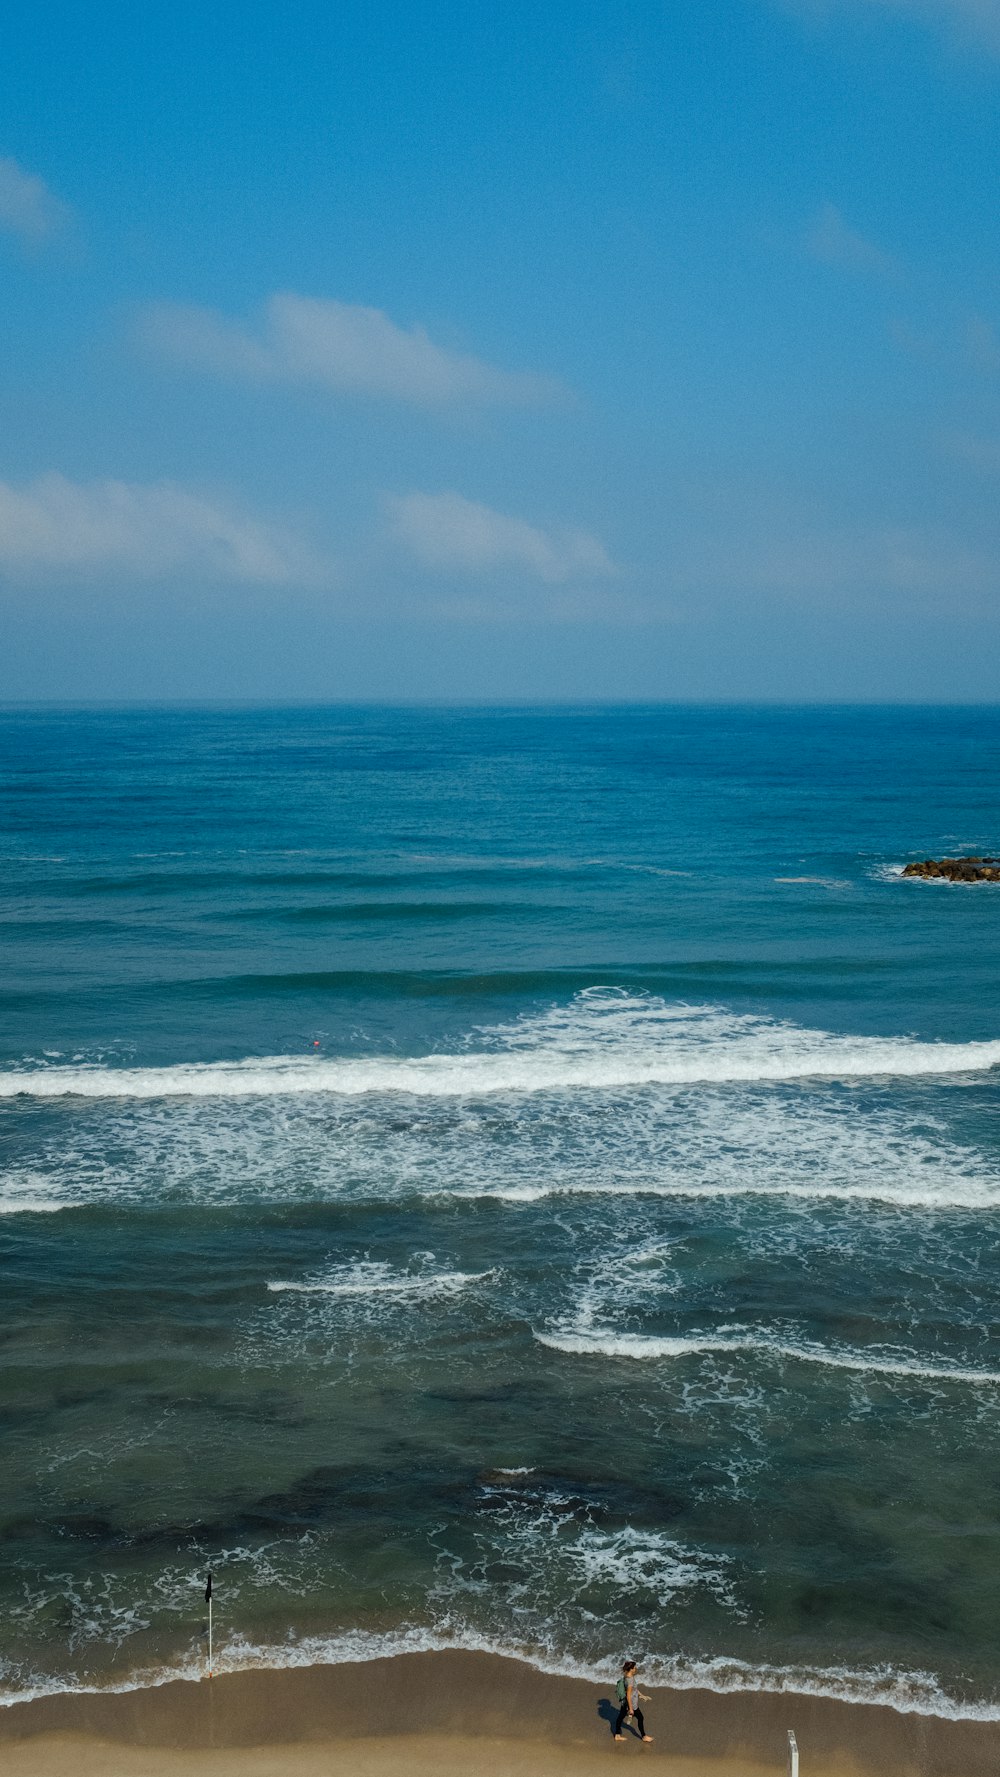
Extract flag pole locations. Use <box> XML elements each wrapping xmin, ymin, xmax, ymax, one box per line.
<box><xmin>205</xmin><ymin>1572</ymin><xmax>213</xmax><ymax>1679</ymax></box>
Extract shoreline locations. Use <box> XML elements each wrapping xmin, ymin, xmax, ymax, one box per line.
<box><xmin>1</xmin><ymin>1632</ymin><xmax>996</xmax><ymax>1723</ymax></box>
<box><xmin>0</xmin><ymin>1650</ymin><xmax>998</xmax><ymax>1775</ymax></box>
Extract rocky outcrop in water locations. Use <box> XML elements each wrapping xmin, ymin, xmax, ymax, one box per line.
<box><xmin>903</xmin><ymin>856</ymin><xmax>1000</xmax><ymax>882</ymax></box>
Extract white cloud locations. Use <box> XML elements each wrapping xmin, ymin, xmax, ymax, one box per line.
<box><xmin>0</xmin><ymin>157</ymin><xmax>70</xmax><ymax>241</ymax></box>
<box><xmin>805</xmin><ymin>204</ymin><xmax>897</xmax><ymax>275</ymax></box>
<box><xmin>0</xmin><ymin>474</ymin><xmax>316</xmax><ymax>583</ymax></box>
<box><xmin>139</xmin><ymin>294</ymin><xmax>561</xmax><ymax>407</ymax></box>
<box><xmin>387</xmin><ymin>491</ymin><xmax>617</xmax><ymax>582</ymax></box>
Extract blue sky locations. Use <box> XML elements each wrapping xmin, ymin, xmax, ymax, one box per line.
<box><xmin>2</xmin><ymin>0</ymin><xmax>1000</xmax><ymax>700</ymax></box>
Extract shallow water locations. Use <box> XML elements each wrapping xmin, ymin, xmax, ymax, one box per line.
<box><xmin>2</xmin><ymin>704</ymin><xmax>1000</xmax><ymax>1714</ymax></box>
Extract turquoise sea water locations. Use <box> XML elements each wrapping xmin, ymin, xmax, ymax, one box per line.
<box><xmin>2</xmin><ymin>704</ymin><xmax>1000</xmax><ymax>1714</ymax></box>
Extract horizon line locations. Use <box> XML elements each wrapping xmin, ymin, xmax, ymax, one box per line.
<box><xmin>3</xmin><ymin>697</ymin><xmax>1000</xmax><ymax>713</ymax></box>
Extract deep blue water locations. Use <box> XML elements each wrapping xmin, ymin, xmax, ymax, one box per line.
<box><xmin>2</xmin><ymin>704</ymin><xmax>1000</xmax><ymax>1713</ymax></box>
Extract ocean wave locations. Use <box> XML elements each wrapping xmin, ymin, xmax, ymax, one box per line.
<box><xmin>222</xmin><ymin>900</ymin><xmax>544</xmax><ymax>925</ymax></box>
<box><xmin>0</xmin><ymin>1199</ymin><xmax>66</xmax><ymax>1215</ymax></box>
<box><xmin>28</xmin><ymin>858</ymin><xmax>610</xmax><ymax>900</ymax></box>
<box><xmin>0</xmin><ymin>1490</ymin><xmax>995</xmax><ymax>1723</ymax></box>
<box><xmin>3</xmin><ymin>992</ymin><xmax>999</xmax><ymax>1099</ymax></box>
<box><xmin>473</xmin><ymin>1177</ymin><xmax>1000</xmax><ymax>1210</ymax></box>
<box><xmin>0</xmin><ymin>1169</ymin><xmax>71</xmax><ymax>1215</ymax></box>
<box><xmin>534</xmin><ymin>1325</ymin><xmax>1000</xmax><ymax>1387</ymax></box>
<box><xmin>4</xmin><ymin>1031</ymin><xmax>999</xmax><ymax>1220</ymax></box>
<box><xmin>8</xmin><ymin>1165</ymin><xmax>995</xmax><ymax>1218</ymax></box>
<box><xmin>2</xmin><ymin>1624</ymin><xmax>999</xmax><ymax>1721</ymax></box>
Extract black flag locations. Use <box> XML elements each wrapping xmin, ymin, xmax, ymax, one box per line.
<box><xmin>205</xmin><ymin>1572</ymin><xmax>213</xmax><ymax>1603</ymax></box>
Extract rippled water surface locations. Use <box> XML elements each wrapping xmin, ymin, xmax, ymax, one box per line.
<box><xmin>2</xmin><ymin>704</ymin><xmax>1000</xmax><ymax>1714</ymax></box>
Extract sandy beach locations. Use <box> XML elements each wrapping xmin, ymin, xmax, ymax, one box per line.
<box><xmin>0</xmin><ymin>1651</ymin><xmax>997</xmax><ymax>1777</ymax></box>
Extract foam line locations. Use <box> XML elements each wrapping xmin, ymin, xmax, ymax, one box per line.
<box><xmin>536</xmin><ymin>1326</ymin><xmax>1000</xmax><ymax>1387</ymax></box>
<box><xmin>1</xmin><ymin>1626</ymin><xmax>997</xmax><ymax>1721</ymax></box>
<box><xmin>3</xmin><ymin>993</ymin><xmax>1000</xmax><ymax>1098</ymax></box>
<box><xmin>466</xmin><ymin>1178</ymin><xmax>1000</xmax><ymax>1210</ymax></box>
<box><xmin>0</xmin><ymin>1199</ymin><xmax>66</xmax><ymax>1215</ymax></box>
<box><xmin>267</xmin><ymin>1267</ymin><xmax>490</xmax><ymax>1298</ymax></box>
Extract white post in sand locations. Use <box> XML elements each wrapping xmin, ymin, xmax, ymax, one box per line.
<box><xmin>788</xmin><ymin>1729</ymin><xmax>799</xmax><ymax>1777</ymax></box>
<box><xmin>208</xmin><ymin>1591</ymin><xmax>213</xmax><ymax>1678</ymax></box>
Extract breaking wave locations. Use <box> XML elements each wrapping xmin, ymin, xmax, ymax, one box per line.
<box><xmin>2</xmin><ymin>1625</ymin><xmax>999</xmax><ymax>1721</ymax></box>
<box><xmin>3</xmin><ymin>992</ymin><xmax>1000</xmax><ymax>1099</ymax></box>
<box><xmin>535</xmin><ymin>1325</ymin><xmax>1000</xmax><ymax>1388</ymax></box>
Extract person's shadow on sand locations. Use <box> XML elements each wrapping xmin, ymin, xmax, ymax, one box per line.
<box><xmin>598</xmin><ymin>1697</ymin><xmax>648</xmax><ymax>1741</ymax></box>
<box><xmin>597</xmin><ymin>1697</ymin><xmax>627</xmax><ymax>1738</ymax></box>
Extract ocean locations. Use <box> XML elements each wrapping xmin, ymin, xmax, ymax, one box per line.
<box><xmin>2</xmin><ymin>703</ymin><xmax>1000</xmax><ymax>1717</ymax></box>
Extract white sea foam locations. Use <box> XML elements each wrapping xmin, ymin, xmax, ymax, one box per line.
<box><xmin>480</xmin><ymin>1176</ymin><xmax>1000</xmax><ymax>1210</ymax></box>
<box><xmin>0</xmin><ymin>1170</ymin><xmax>70</xmax><ymax>1215</ymax></box>
<box><xmin>429</xmin><ymin>1478</ymin><xmax>741</xmax><ymax>1631</ymax></box>
<box><xmin>521</xmin><ymin>1518</ymin><xmax>734</xmax><ymax>1608</ymax></box>
<box><xmin>6</xmin><ymin>1038</ymin><xmax>1000</xmax><ymax>1220</ymax></box>
<box><xmin>267</xmin><ymin>1261</ymin><xmax>491</xmax><ymax>1298</ymax></box>
<box><xmin>2</xmin><ymin>1623</ymin><xmax>998</xmax><ymax>1722</ymax></box>
<box><xmin>0</xmin><ymin>1198</ymin><xmax>66</xmax><ymax>1215</ymax></box>
<box><xmin>3</xmin><ymin>993</ymin><xmax>1000</xmax><ymax>1098</ymax></box>
<box><xmin>2</xmin><ymin>1540</ymin><xmax>325</xmax><ymax>1690</ymax></box>
<box><xmin>0</xmin><ymin>1496</ymin><xmax>995</xmax><ymax>1722</ymax></box>
<box><xmin>774</xmin><ymin>876</ymin><xmax>850</xmax><ymax>887</ymax></box>
<box><xmin>535</xmin><ymin>1324</ymin><xmax>1000</xmax><ymax>1387</ymax></box>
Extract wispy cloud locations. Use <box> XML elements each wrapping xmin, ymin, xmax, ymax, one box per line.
<box><xmin>139</xmin><ymin>294</ymin><xmax>562</xmax><ymax>408</ymax></box>
<box><xmin>875</xmin><ymin>0</ymin><xmax>1000</xmax><ymax>45</ymax></box>
<box><xmin>0</xmin><ymin>157</ymin><xmax>70</xmax><ymax>242</ymax></box>
<box><xmin>779</xmin><ymin>1</ymin><xmax>1000</xmax><ymax>53</ymax></box>
<box><xmin>805</xmin><ymin>203</ymin><xmax>898</xmax><ymax>275</ymax></box>
<box><xmin>387</xmin><ymin>491</ymin><xmax>617</xmax><ymax>581</ymax></box>
<box><xmin>0</xmin><ymin>475</ymin><xmax>317</xmax><ymax>582</ymax></box>
<box><xmin>963</xmin><ymin>313</ymin><xmax>1000</xmax><ymax>372</ymax></box>
<box><xmin>668</xmin><ymin>508</ymin><xmax>999</xmax><ymax>608</ymax></box>
<box><xmin>939</xmin><ymin>427</ymin><xmax>1000</xmax><ymax>473</ymax></box>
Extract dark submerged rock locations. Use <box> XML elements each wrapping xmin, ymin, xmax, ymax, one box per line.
<box><xmin>902</xmin><ymin>856</ymin><xmax>1000</xmax><ymax>882</ymax></box>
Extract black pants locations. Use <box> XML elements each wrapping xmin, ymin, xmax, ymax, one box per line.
<box><xmin>615</xmin><ymin>1703</ymin><xmax>646</xmax><ymax>1737</ymax></box>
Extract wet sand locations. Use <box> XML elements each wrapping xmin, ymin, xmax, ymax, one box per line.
<box><xmin>0</xmin><ymin>1650</ymin><xmax>997</xmax><ymax>1777</ymax></box>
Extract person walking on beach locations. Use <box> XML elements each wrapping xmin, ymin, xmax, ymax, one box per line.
<box><xmin>614</xmin><ymin>1660</ymin><xmax>653</xmax><ymax>1742</ymax></box>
